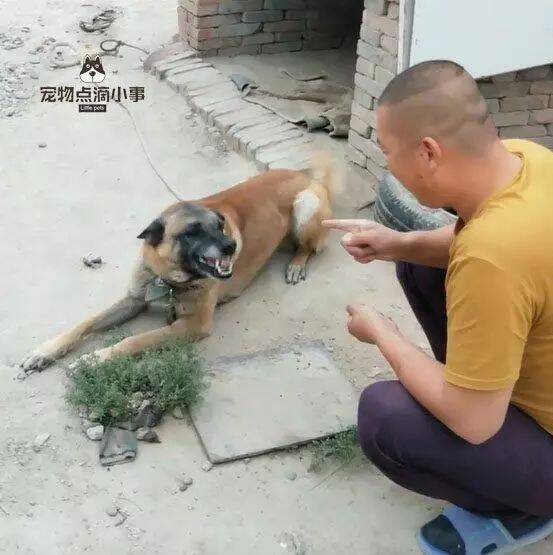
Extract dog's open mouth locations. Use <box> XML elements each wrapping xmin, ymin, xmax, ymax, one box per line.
<box><xmin>198</xmin><ymin>255</ymin><xmax>234</xmax><ymax>279</ymax></box>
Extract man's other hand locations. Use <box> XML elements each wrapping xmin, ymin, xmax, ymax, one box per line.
<box><xmin>346</xmin><ymin>304</ymin><xmax>399</xmax><ymax>344</ymax></box>
<box><xmin>322</xmin><ymin>219</ymin><xmax>403</xmax><ymax>264</ymax></box>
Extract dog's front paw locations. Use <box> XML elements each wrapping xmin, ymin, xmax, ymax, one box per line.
<box><xmin>285</xmin><ymin>263</ymin><xmax>307</xmax><ymax>285</ymax></box>
<box><xmin>20</xmin><ymin>346</ymin><xmax>57</xmax><ymax>373</ymax></box>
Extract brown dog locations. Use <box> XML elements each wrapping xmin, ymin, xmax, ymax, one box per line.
<box><xmin>20</xmin><ymin>156</ymin><xmax>339</xmax><ymax>372</ymax></box>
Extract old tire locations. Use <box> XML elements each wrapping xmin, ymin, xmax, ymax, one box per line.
<box><xmin>374</xmin><ymin>172</ymin><xmax>457</xmax><ymax>232</ymax></box>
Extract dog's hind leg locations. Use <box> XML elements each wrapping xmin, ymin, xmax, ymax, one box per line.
<box><xmin>286</xmin><ymin>184</ymin><xmax>332</xmax><ymax>285</ymax></box>
<box><xmin>20</xmin><ymin>261</ymin><xmax>152</xmax><ymax>373</ymax></box>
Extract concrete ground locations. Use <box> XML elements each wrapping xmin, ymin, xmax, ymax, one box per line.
<box><xmin>1</xmin><ymin>1</ymin><xmax>550</xmax><ymax>554</ymax></box>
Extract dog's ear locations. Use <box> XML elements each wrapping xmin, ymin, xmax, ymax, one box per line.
<box><xmin>137</xmin><ymin>218</ymin><xmax>165</xmax><ymax>246</ymax></box>
<box><xmin>93</xmin><ymin>56</ymin><xmax>101</xmax><ymax>63</ymax></box>
<box><xmin>83</xmin><ymin>55</ymin><xmax>91</xmax><ymax>64</ymax></box>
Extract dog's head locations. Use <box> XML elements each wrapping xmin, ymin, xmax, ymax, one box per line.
<box><xmin>138</xmin><ymin>203</ymin><xmax>237</xmax><ymax>283</ymax></box>
<box><xmin>79</xmin><ymin>55</ymin><xmax>106</xmax><ymax>83</ymax></box>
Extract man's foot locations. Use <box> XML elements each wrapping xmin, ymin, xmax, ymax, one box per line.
<box><xmin>419</xmin><ymin>506</ymin><xmax>553</xmax><ymax>554</ymax></box>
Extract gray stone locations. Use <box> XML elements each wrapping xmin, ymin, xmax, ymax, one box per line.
<box><xmin>387</xmin><ymin>2</ymin><xmax>399</xmax><ymax>19</ymax></box>
<box><xmin>518</xmin><ymin>65</ymin><xmax>551</xmax><ymax>81</ymax></box>
<box><xmin>247</xmin><ymin>128</ymin><xmax>304</xmax><ymax>158</ymax></box>
<box><xmin>354</xmin><ymin>73</ymin><xmax>385</xmax><ymax>99</ymax></box>
<box><xmin>171</xmin><ymin>406</ymin><xmax>186</xmax><ymax>419</ymax></box>
<box><xmin>86</xmin><ymin>425</ymin><xmax>104</xmax><ymax>441</ymax></box>
<box><xmin>242</xmin><ymin>10</ymin><xmax>283</xmax><ymax>22</ymax></box>
<box><xmin>219</xmin><ymin>0</ymin><xmax>264</xmax><ymax>14</ymax></box>
<box><xmin>136</xmin><ymin>428</ymin><xmax>161</xmax><ymax>442</ymax></box>
<box><xmin>105</xmin><ymin>505</ymin><xmax>118</xmax><ymax>517</ymax></box>
<box><xmin>364</xmin><ymin>0</ymin><xmax>386</xmax><ymax>15</ymax></box>
<box><xmin>478</xmin><ymin>81</ymin><xmax>531</xmax><ymax>99</ymax></box>
<box><xmin>485</xmin><ymin>99</ymin><xmax>500</xmax><ymax>114</ymax></box>
<box><xmin>375</xmin><ymin>65</ymin><xmax>394</xmax><ymax>86</ymax></box>
<box><xmin>491</xmin><ymin>71</ymin><xmax>517</xmax><ymax>83</ymax></box>
<box><xmin>363</xmin><ymin>12</ymin><xmax>398</xmax><ymax>38</ymax></box>
<box><xmin>380</xmin><ymin>34</ymin><xmax>398</xmax><ymax>55</ymax></box>
<box><xmin>183</xmin><ymin>476</ymin><xmax>193</xmax><ymax>486</ymax></box>
<box><xmin>359</xmin><ymin>26</ymin><xmax>381</xmax><ymax>47</ymax></box>
<box><xmin>218</xmin><ymin>45</ymin><xmax>262</xmax><ymax>56</ymax></box>
<box><xmin>219</xmin><ymin>22</ymin><xmax>261</xmax><ymax>37</ymax></box>
<box><xmin>491</xmin><ymin>111</ymin><xmax>529</xmax><ymax>127</ymax></box>
<box><xmin>242</xmin><ymin>32</ymin><xmax>274</xmax><ymax>45</ymax></box>
<box><xmin>285</xmin><ymin>471</ymin><xmax>298</xmax><ymax>481</ymax></box>
<box><xmin>193</xmin><ymin>13</ymin><xmax>241</xmax><ymax>27</ymax></box>
<box><xmin>354</xmin><ymin>88</ymin><xmax>374</xmax><ymax>111</ymax></box>
<box><xmin>264</xmin><ymin>0</ymin><xmax>305</xmax><ymax>8</ymax></box>
<box><xmin>500</xmin><ymin>95</ymin><xmax>549</xmax><ymax>112</ymax></box>
<box><xmin>345</xmin><ymin>144</ymin><xmax>366</xmax><ymax>167</ymax></box>
<box><xmin>213</xmin><ymin>105</ymin><xmax>272</xmax><ymax>131</ymax></box>
<box><xmin>529</xmin><ymin>109</ymin><xmax>553</xmax><ymax>124</ymax></box>
<box><xmin>357</xmin><ymin>40</ymin><xmax>396</xmax><ymax>73</ymax></box>
<box><xmin>189</xmin><ymin>341</ymin><xmax>357</xmax><ymax>463</ymax></box>
<box><xmin>499</xmin><ymin>125</ymin><xmax>546</xmax><ymax>139</ymax></box>
<box><xmin>530</xmin><ymin>81</ymin><xmax>553</xmax><ymax>95</ymax></box>
<box><xmin>38</xmin><ymin>142</ymin><xmax>47</xmax><ymax>148</ymax></box>
<box><xmin>350</xmin><ymin>115</ymin><xmax>370</xmax><ymax>137</ymax></box>
<box><xmin>133</xmin><ymin>400</ymin><xmax>162</xmax><ymax>428</ymax></box>
<box><xmin>202</xmin><ymin>461</ymin><xmax>213</xmax><ymax>472</ymax></box>
<box><xmin>356</xmin><ymin>57</ymin><xmax>375</xmax><ymax>78</ymax></box>
<box><xmin>33</xmin><ymin>433</ymin><xmax>51</xmax><ymax>452</ymax></box>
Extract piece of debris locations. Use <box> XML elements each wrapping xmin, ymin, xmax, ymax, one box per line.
<box><xmin>178</xmin><ymin>481</ymin><xmax>188</xmax><ymax>492</ymax></box>
<box><xmin>88</xmin><ymin>410</ymin><xmax>101</xmax><ymax>422</ymax></box>
<box><xmin>133</xmin><ymin>400</ymin><xmax>162</xmax><ymax>428</ymax></box>
<box><xmin>82</xmin><ymin>253</ymin><xmax>103</xmax><ymax>269</ymax></box>
<box><xmin>48</xmin><ymin>42</ymin><xmax>79</xmax><ymax>69</ymax></box>
<box><xmin>105</xmin><ymin>505</ymin><xmax>118</xmax><ymax>517</ymax></box>
<box><xmin>79</xmin><ymin>9</ymin><xmax>117</xmax><ymax>33</ymax></box>
<box><xmin>86</xmin><ymin>425</ymin><xmax>104</xmax><ymax>441</ymax></box>
<box><xmin>115</xmin><ymin>421</ymin><xmax>139</xmax><ymax>432</ymax></box>
<box><xmin>202</xmin><ymin>462</ymin><xmax>213</xmax><ymax>472</ymax></box>
<box><xmin>114</xmin><ymin>511</ymin><xmax>127</xmax><ymax>527</ymax></box>
<box><xmin>285</xmin><ymin>471</ymin><xmax>298</xmax><ymax>481</ymax></box>
<box><xmin>33</xmin><ymin>433</ymin><xmax>51</xmax><ymax>452</ymax></box>
<box><xmin>38</xmin><ymin>142</ymin><xmax>47</xmax><ymax>148</ymax></box>
<box><xmin>182</xmin><ymin>476</ymin><xmax>193</xmax><ymax>486</ymax></box>
<box><xmin>136</xmin><ymin>428</ymin><xmax>160</xmax><ymax>443</ymax></box>
<box><xmin>171</xmin><ymin>406</ymin><xmax>186</xmax><ymax>420</ymax></box>
<box><xmin>99</xmin><ymin>427</ymin><xmax>137</xmax><ymax>466</ymax></box>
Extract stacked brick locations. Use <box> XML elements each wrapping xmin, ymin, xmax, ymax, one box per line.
<box><xmin>479</xmin><ymin>66</ymin><xmax>553</xmax><ymax>150</ymax></box>
<box><xmin>346</xmin><ymin>0</ymin><xmax>399</xmax><ymax>183</ymax></box>
<box><xmin>348</xmin><ymin>0</ymin><xmax>553</xmax><ymax>183</ymax></box>
<box><xmin>178</xmin><ymin>0</ymin><xmax>363</xmax><ymax>57</ymax></box>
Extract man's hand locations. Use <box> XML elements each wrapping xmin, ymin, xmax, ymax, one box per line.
<box><xmin>322</xmin><ymin>219</ymin><xmax>403</xmax><ymax>264</ymax></box>
<box><xmin>346</xmin><ymin>304</ymin><xmax>399</xmax><ymax>344</ymax></box>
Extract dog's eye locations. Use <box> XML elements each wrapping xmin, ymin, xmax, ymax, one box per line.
<box><xmin>216</xmin><ymin>213</ymin><xmax>225</xmax><ymax>229</ymax></box>
<box><xmin>185</xmin><ymin>222</ymin><xmax>203</xmax><ymax>235</ymax></box>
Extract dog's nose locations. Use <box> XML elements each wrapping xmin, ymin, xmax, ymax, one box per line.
<box><xmin>89</xmin><ymin>70</ymin><xmax>96</xmax><ymax>77</ymax></box>
<box><xmin>221</xmin><ymin>239</ymin><xmax>236</xmax><ymax>255</ymax></box>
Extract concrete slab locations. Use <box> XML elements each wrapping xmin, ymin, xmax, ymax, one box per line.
<box><xmin>190</xmin><ymin>341</ymin><xmax>357</xmax><ymax>463</ymax></box>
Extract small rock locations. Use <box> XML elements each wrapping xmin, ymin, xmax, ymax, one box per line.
<box><xmin>243</xmin><ymin>458</ymin><xmax>251</xmax><ymax>465</ymax></box>
<box><xmin>112</xmin><ymin>69</ymin><xmax>118</xmax><ymax>74</ymax></box>
<box><xmin>86</xmin><ymin>425</ymin><xmax>104</xmax><ymax>441</ymax></box>
<box><xmin>133</xmin><ymin>400</ymin><xmax>162</xmax><ymax>428</ymax></box>
<box><xmin>38</xmin><ymin>142</ymin><xmax>47</xmax><ymax>148</ymax></box>
<box><xmin>136</xmin><ymin>428</ymin><xmax>160</xmax><ymax>443</ymax></box>
<box><xmin>105</xmin><ymin>505</ymin><xmax>118</xmax><ymax>517</ymax></box>
<box><xmin>88</xmin><ymin>410</ymin><xmax>101</xmax><ymax>422</ymax></box>
<box><xmin>33</xmin><ymin>433</ymin><xmax>51</xmax><ymax>452</ymax></box>
<box><xmin>29</xmin><ymin>59</ymin><xmax>41</xmax><ymax>64</ymax></box>
<box><xmin>202</xmin><ymin>462</ymin><xmax>213</xmax><ymax>472</ymax></box>
<box><xmin>82</xmin><ymin>253</ymin><xmax>103</xmax><ymax>268</ymax></box>
<box><xmin>28</xmin><ymin>70</ymin><xmax>39</xmax><ymax>80</ymax></box>
<box><xmin>80</xmin><ymin>419</ymin><xmax>93</xmax><ymax>432</ymax></box>
<box><xmin>171</xmin><ymin>406</ymin><xmax>186</xmax><ymax>419</ymax></box>
<box><xmin>178</xmin><ymin>481</ymin><xmax>188</xmax><ymax>492</ymax></box>
<box><xmin>182</xmin><ymin>477</ymin><xmax>193</xmax><ymax>486</ymax></box>
<box><xmin>285</xmin><ymin>471</ymin><xmax>298</xmax><ymax>481</ymax></box>
<box><xmin>115</xmin><ymin>421</ymin><xmax>139</xmax><ymax>432</ymax></box>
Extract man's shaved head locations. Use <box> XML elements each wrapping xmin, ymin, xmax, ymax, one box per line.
<box><xmin>378</xmin><ymin>60</ymin><xmax>495</xmax><ymax>151</ymax></box>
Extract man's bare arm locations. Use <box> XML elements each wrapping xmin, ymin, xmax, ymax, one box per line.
<box><xmin>395</xmin><ymin>224</ymin><xmax>455</xmax><ymax>269</ymax></box>
<box><xmin>323</xmin><ymin>220</ymin><xmax>455</xmax><ymax>269</ymax></box>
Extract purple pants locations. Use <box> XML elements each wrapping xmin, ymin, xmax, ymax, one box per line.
<box><xmin>357</xmin><ymin>262</ymin><xmax>553</xmax><ymax>518</ymax></box>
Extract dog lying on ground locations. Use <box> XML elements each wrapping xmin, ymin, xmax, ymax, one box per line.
<box><xmin>20</xmin><ymin>156</ymin><xmax>339</xmax><ymax>372</ymax></box>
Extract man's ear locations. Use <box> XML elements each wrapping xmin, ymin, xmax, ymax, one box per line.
<box><xmin>137</xmin><ymin>218</ymin><xmax>165</xmax><ymax>246</ymax></box>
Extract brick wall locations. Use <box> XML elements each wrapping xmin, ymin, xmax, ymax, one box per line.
<box><xmin>178</xmin><ymin>0</ymin><xmax>363</xmax><ymax>57</ymax></box>
<box><xmin>348</xmin><ymin>0</ymin><xmax>553</xmax><ymax>183</ymax></box>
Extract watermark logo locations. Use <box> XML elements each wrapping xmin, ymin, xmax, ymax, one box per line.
<box><xmin>79</xmin><ymin>55</ymin><xmax>106</xmax><ymax>83</ymax></box>
<box><xmin>40</xmin><ymin>55</ymin><xmax>145</xmax><ymax>113</ymax></box>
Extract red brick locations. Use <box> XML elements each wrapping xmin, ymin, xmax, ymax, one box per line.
<box><xmin>219</xmin><ymin>22</ymin><xmax>261</xmax><ymax>36</ymax></box>
<box><xmin>192</xmin><ymin>13</ymin><xmax>241</xmax><ymax>27</ymax></box>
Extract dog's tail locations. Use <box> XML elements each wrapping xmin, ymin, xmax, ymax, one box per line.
<box><xmin>309</xmin><ymin>151</ymin><xmax>344</xmax><ymax>205</ymax></box>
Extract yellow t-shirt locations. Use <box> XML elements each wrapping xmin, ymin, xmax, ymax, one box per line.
<box><xmin>445</xmin><ymin>139</ymin><xmax>553</xmax><ymax>434</ymax></box>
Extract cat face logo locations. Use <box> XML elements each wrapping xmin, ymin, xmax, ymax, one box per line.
<box><xmin>79</xmin><ymin>55</ymin><xmax>106</xmax><ymax>83</ymax></box>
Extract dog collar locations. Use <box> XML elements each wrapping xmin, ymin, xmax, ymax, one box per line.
<box><xmin>145</xmin><ymin>277</ymin><xmax>174</xmax><ymax>303</ymax></box>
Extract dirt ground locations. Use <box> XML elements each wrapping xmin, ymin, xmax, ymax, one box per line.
<box><xmin>1</xmin><ymin>1</ymin><xmax>550</xmax><ymax>554</ymax></box>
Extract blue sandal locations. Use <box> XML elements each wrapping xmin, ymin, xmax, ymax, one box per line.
<box><xmin>418</xmin><ymin>506</ymin><xmax>553</xmax><ymax>554</ymax></box>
